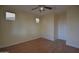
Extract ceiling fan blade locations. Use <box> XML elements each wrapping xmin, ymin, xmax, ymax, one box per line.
<box><xmin>44</xmin><ymin>7</ymin><xmax>52</xmax><ymax>10</ymax></box>
<box><xmin>32</xmin><ymin>6</ymin><xmax>39</xmax><ymax>10</ymax></box>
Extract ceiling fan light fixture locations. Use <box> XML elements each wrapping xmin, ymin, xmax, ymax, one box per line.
<box><xmin>32</xmin><ymin>5</ymin><xmax>53</xmax><ymax>13</ymax></box>
<box><xmin>40</xmin><ymin>7</ymin><xmax>44</xmax><ymax>11</ymax></box>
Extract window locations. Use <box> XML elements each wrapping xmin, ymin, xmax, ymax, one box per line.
<box><xmin>6</xmin><ymin>12</ymin><xmax>15</xmax><ymax>21</ymax></box>
<box><xmin>35</xmin><ymin>18</ymin><xmax>40</xmax><ymax>23</ymax></box>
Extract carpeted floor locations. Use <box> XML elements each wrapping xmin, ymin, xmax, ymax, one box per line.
<box><xmin>0</xmin><ymin>38</ymin><xmax>79</xmax><ymax>53</ymax></box>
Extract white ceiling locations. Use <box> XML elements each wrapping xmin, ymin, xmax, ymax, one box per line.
<box><xmin>4</xmin><ymin>5</ymin><xmax>70</xmax><ymax>16</ymax></box>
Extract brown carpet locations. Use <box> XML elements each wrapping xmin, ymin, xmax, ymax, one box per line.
<box><xmin>0</xmin><ymin>38</ymin><xmax>79</xmax><ymax>53</ymax></box>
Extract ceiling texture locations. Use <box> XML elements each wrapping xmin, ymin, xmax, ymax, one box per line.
<box><xmin>4</xmin><ymin>5</ymin><xmax>70</xmax><ymax>16</ymax></box>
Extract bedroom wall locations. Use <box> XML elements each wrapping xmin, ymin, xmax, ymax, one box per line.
<box><xmin>54</xmin><ymin>14</ymin><xmax>59</xmax><ymax>40</ymax></box>
<box><xmin>0</xmin><ymin>6</ymin><xmax>3</xmax><ymax>46</ymax></box>
<box><xmin>54</xmin><ymin>6</ymin><xmax>79</xmax><ymax>48</ymax></box>
<box><xmin>40</xmin><ymin>13</ymin><xmax>54</xmax><ymax>41</ymax></box>
<box><xmin>54</xmin><ymin>12</ymin><xmax>67</xmax><ymax>40</ymax></box>
<box><xmin>0</xmin><ymin>6</ymin><xmax>40</xmax><ymax>48</ymax></box>
<box><xmin>66</xmin><ymin>6</ymin><xmax>79</xmax><ymax>48</ymax></box>
<box><xmin>55</xmin><ymin>6</ymin><xmax>79</xmax><ymax>48</ymax></box>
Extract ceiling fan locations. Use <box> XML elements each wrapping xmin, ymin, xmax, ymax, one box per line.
<box><xmin>32</xmin><ymin>5</ymin><xmax>52</xmax><ymax>12</ymax></box>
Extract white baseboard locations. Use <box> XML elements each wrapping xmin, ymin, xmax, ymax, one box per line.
<box><xmin>66</xmin><ymin>41</ymin><xmax>79</xmax><ymax>48</ymax></box>
<box><xmin>0</xmin><ymin>35</ymin><xmax>41</xmax><ymax>48</ymax></box>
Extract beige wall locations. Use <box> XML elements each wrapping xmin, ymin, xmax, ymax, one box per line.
<box><xmin>54</xmin><ymin>6</ymin><xmax>79</xmax><ymax>48</ymax></box>
<box><xmin>40</xmin><ymin>13</ymin><xmax>54</xmax><ymax>41</ymax></box>
<box><xmin>54</xmin><ymin>14</ymin><xmax>59</xmax><ymax>40</ymax></box>
<box><xmin>0</xmin><ymin>6</ymin><xmax>40</xmax><ymax>48</ymax></box>
<box><xmin>54</xmin><ymin>12</ymin><xmax>66</xmax><ymax>40</ymax></box>
<box><xmin>0</xmin><ymin>7</ymin><xmax>3</xmax><ymax>46</ymax></box>
<box><xmin>66</xmin><ymin>6</ymin><xmax>79</xmax><ymax>48</ymax></box>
